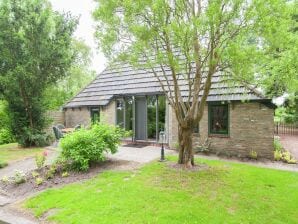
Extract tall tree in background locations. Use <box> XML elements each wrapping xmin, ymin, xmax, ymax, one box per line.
<box><xmin>0</xmin><ymin>0</ymin><xmax>77</xmax><ymax>146</ymax></box>
<box><xmin>94</xmin><ymin>0</ymin><xmax>294</xmax><ymax>167</ymax></box>
<box><xmin>44</xmin><ymin>39</ymin><xmax>96</xmax><ymax>110</ymax></box>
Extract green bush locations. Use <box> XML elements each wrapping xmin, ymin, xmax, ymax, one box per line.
<box><xmin>19</xmin><ymin>128</ymin><xmax>52</xmax><ymax>147</ymax></box>
<box><xmin>0</xmin><ymin>128</ymin><xmax>14</xmax><ymax>145</ymax></box>
<box><xmin>274</xmin><ymin>138</ymin><xmax>283</xmax><ymax>152</ymax></box>
<box><xmin>60</xmin><ymin>123</ymin><xmax>123</xmax><ymax>171</ymax></box>
<box><xmin>0</xmin><ymin>160</ymin><xmax>8</xmax><ymax>168</ymax></box>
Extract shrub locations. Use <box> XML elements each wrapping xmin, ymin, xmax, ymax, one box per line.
<box><xmin>0</xmin><ymin>128</ymin><xmax>15</xmax><ymax>145</ymax></box>
<box><xmin>274</xmin><ymin>151</ymin><xmax>282</xmax><ymax>161</ymax></box>
<box><xmin>35</xmin><ymin>177</ymin><xmax>43</xmax><ymax>186</ymax></box>
<box><xmin>19</xmin><ymin>128</ymin><xmax>52</xmax><ymax>147</ymax></box>
<box><xmin>60</xmin><ymin>123</ymin><xmax>123</xmax><ymax>171</ymax></box>
<box><xmin>0</xmin><ymin>160</ymin><xmax>8</xmax><ymax>169</ymax></box>
<box><xmin>1</xmin><ymin>176</ymin><xmax>9</xmax><ymax>184</ymax></box>
<box><xmin>31</xmin><ymin>171</ymin><xmax>39</xmax><ymax>178</ymax></box>
<box><xmin>62</xmin><ymin>171</ymin><xmax>69</xmax><ymax>178</ymax></box>
<box><xmin>274</xmin><ymin>138</ymin><xmax>283</xmax><ymax>152</ymax></box>
<box><xmin>282</xmin><ymin>151</ymin><xmax>297</xmax><ymax>164</ymax></box>
<box><xmin>45</xmin><ymin>165</ymin><xmax>57</xmax><ymax>179</ymax></box>
<box><xmin>13</xmin><ymin>170</ymin><xmax>26</xmax><ymax>184</ymax></box>
<box><xmin>35</xmin><ymin>151</ymin><xmax>48</xmax><ymax>169</ymax></box>
<box><xmin>249</xmin><ymin>150</ymin><xmax>258</xmax><ymax>160</ymax></box>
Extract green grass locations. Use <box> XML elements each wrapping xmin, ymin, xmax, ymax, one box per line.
<box><xmin>25</xmin><ymin>157</ymin><xmax>298</xmax><ymax>224</ymax></box>
<box><xmin>0</xmin><ymin>143</ymin><xmax>42</xmax><ymax>164</ymax></box>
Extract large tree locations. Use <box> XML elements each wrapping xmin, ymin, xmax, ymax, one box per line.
<box><xmin>93</xmin><ymin>0</ymin><xmax>295</xmax><ymax>167</ymax></box>
<box><xmin>44</xmin><ymin>39</ymin><xmax>96</xmax><ymax>110</ymax></box>
<box><xmin>0</xmin><ymin>0</ymin><xmax>77</xmax><ymax>146</ymax></box>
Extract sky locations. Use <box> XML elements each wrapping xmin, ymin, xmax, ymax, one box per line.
<box><xmin>50</xmin><ymin>0</ymin><xmax>106</xmax><ymax>73</ymax></box>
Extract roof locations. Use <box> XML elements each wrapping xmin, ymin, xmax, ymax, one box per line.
<box><xmin>64</xmin><ymin>63</ymin><xmax>270</xmax><ymax>108</ymax></box>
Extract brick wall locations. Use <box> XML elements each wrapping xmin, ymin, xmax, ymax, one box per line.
<box><xmin>64</xmin><ymin>107</ymin><xmax>91</xmax><ymax>128</ymax></box>
<box><xmin>45</xmin><ymin>111</ymin><xmax>65</xmax><ymax>134</ymax></box>
<box><xmin>101</xmin><ymin>101</ymin><xmax>116</xmax><ymax>125</ymax></box>
<box><xmin>168</xmin><ymin>101</ymin><xmax>274</xmax><ymax>159</ymax></box>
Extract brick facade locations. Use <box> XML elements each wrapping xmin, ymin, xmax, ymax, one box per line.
<box><xmin>168</xmin><ymin>101</ymin><xmax>274</xmax><ymax>159</ymax></box>
<box><xmin>64</xmin><ymin>107</ymin><xmax>91</xmax><ymax>128</ymax></box>
<box><xmin>101</xmin><ymin>101</ymin><xmax>116</xmax><ymax>125</ymax></box>
<box><xmin>63</xmin><ymin>100</ymin><xmax>274</xmax><ymax>159</ymax></box>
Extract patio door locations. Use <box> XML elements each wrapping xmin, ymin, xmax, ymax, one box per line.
<box><xmin>135</xmin><ymin>97</ymin><xmax>147</xmax><ymax>140</ymax></box>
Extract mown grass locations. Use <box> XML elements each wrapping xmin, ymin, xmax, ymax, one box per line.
<box><xmin>25</xmin><ymin>157</ymin><xmax>298</xmax><ymax>224</ymax></box>
<box><xmin>0</xmin><ymin>143</ymin><xmax>42</xmax><ymax>165</ymax></box>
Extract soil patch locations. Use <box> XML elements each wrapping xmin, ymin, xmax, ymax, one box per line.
<box><xmin>0</xmin><ymin>159</ymin><xmax>140</xmax><ymax>200</ymax></box>
<box><xmin>166</xmin><ymin>161</ymin><xmax>209</xmax><ymax>171</ymax></box>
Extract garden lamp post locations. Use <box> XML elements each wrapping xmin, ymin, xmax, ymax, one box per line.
<box><xmin>159</xmin><ymin>131</ymin><xmax>166</xmax><ymax>162</ymax></box>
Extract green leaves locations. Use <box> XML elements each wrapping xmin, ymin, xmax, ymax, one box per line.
<box><xmin>60</xmin><ymin>123</ymin><xmax>123</xmax><ymax>171</ymax></box>
<box><xmin>0</xmin><ymin>0</ymin><xmax>78</xmax><ymax>146</ymax></box>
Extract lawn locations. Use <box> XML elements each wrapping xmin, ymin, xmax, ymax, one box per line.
<box><xmin>0</xmin><ymin>143</ymin><xmax>42</xmax><ymax>165</ymax></box>
<box><xmin>25</xmin><ymin>157</ymin><xmax>298</xmax><ymax>224</ymax></box>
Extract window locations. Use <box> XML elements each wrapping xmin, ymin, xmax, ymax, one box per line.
<box><xmin>90</xmin><ymin>108</ymin><xmax>100</xmax><ymax>123</ymax></box>
<box><xmin>208</xmin><ymin>103</ymin><xmax>229</xmax><ymax>135</ymax></box>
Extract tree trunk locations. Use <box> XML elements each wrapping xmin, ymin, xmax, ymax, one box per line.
<box><xmin>178</xmin><ymin>124</ymin><xmax>194</xmax><ymax>168</ymax></box>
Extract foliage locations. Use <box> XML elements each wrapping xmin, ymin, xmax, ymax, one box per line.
<box><xmin>31</xmin><ymin>171</ymin><xmax>40</xmax><ymax>178</ymax></box>
<box><xmin>35</xmin><ymin>151</ymin><xmax>48</xmax><ymax>169</ymax></box>
<box><xmin>62</xmin><ymin>172</ymin><xmax>69</xmax><ymax>178</ymax></box>
<box><xmin>0</xmin><ymin>100</ymin><xmax>15</xmax><ymax>145</ymax></box>
<box><xmin>60</xmin><ymin>123</ymin><xmax>123</xmax><ymax>171</ymax></box>
<box><xmin>249</xmin><ymin>150</ymin><xmax>258</xmax><ymax>160</ymax></box>
<box><xmin>25</xmin><ymin>157</ymin><xmax>298</xmax><ymax>223</ymax></box>
<box><xmin>274</xmin><ymin>95</ymin><xmax>298</xmax><ymax>123</ymax></box>
<box><xmin>281</xmin><ymin>151</ymin><xmax>297</xmax><ymax>164</ymax></box>
<box><xmin>44</xmin><ymin>39</ymin><xmax>96</xmax><ymax>110</ymax></box>
<box><xmin>13</xmin><ymin>170</ymin><xmax>26</xmax><ymax>185</ymax></box>
<box><xmin>274</xmin><ymin>138</ymin><xmax>283</xmax><ymax>152</ymax></box>
<box><xmin>35</xmin><ymin>177</ymin><xmax>43</xmax><ymax>186</ymax></box>
<box><xmin>45</xmin><ymin>165</ymin><xmax>57</xmax><ymax>180</ymax></box>
<box><xmin>274</xmin><ymin>151</ymin><xmax>282</xmax><ymax>161</ymax></box>
<box><xmin>93</xmin><ymin>0</ymin><xmax>295</xmax><ymax>165</ymax></box>
<box><xmin>0</xmin><ymin>0</ymin><xmax>78</xmax><ymax>147</ymax></box>
<box><xmin>0</xmin><ymin>129</ymin><xmax>15</xmax><ymax>145</ymax></box>
<box><xmin>1</xmin><ymin>175</ymin><xmax>9</xmax><ymax>184</ymax></box>
<box><xmin>273</xmin><ymin>137</ymin><xmax>297</xmax><ymax>164</ymax></box>
<box><xmin>0</xmin><ymin>160</ymin><xmax>8</xmax><ymax>168</ymax></box>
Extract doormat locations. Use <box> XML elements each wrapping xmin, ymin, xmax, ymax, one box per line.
<box><xmin>123</xmin><ymin>144</ymin><xmax>147</xmax><ymax>148</ymax></box>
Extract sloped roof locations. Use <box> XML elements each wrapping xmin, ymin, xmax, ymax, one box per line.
<box><xmin>64</xmin><ymin>63</ymin><xmax>268</xmax><ymax>108</ymax></box>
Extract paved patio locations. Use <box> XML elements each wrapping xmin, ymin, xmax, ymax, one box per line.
<box><xmin>107</xmin><ymin>145</ymin><xmax>174</xmax><ymax>163</ymax></box>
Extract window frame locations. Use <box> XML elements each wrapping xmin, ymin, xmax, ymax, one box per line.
<box><xmin>208</xmin><ymin>102</ymin><xmax>230</xmax><ymax>136</ymax></box>
<box><xmin>90</xmin><ymin>107</ymin><xmax>100</xmax><ymax>124</ymax></box>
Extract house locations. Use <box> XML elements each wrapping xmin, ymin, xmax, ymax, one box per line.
<box><xmin>63</xmin><ymin>63</ymin><xmax>275</xmax><ymax>159</ymax></box>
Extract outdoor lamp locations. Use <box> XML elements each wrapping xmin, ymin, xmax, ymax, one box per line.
<box><xmin>159</xmin><ymin>131</ymin><xmax>166</xmax><ymax>162</ymax></box>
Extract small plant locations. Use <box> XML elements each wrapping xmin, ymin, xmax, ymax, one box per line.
<box><xmin>274</xmin><ymin>150</ymin><xmax>282</xmax><ymax>161</ymax></box>
<box><xmin>35</xmin><ymin>177</ymin><xmax>43</xmax><ymax>186</ymax></box>
<box><xmin>1</xmin><ymin>175</ymin><xmax>9</xmax><ymax>184</ymax></box>
<box><xmin>249</xmin><ymin>150</ymin><xmax>258</xmax><ymax>160</ymax></box>
<box><xmin>45</xmin><ymin>165</ymin><xmax>57</xmax><ymax>180</ymax></box>
<box><xmin>274</xmin><ymin>138</ymin><xmax>283</xmax><ymax>152</ymax></box>
<box><xmin>13</xmin><ymin>170</ymin><xmax>26</xmax><ymax>184</ymax></box>
<box><xmin>62</xmin><ymin>171</ymin><xmax>69</xmax><ymax>178</ymax></box>
<box><xmin>35</xmin><ymin>151</ymin><xmax>48</xmax><ymax>169</ymax></box>
<box><xmin>31</xmin><ymin>171</ymin><xmax>39</xmax><ymax>178</ymax></box>
<box><xmin>282</xmin><ymin>151</ymin><xmax>297</xmax><ymax>164</ymax></box>
<box><xmin>0</xmin><ymin>160</ymin><xmax>8</xmax><ymax>168</ymax></box>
